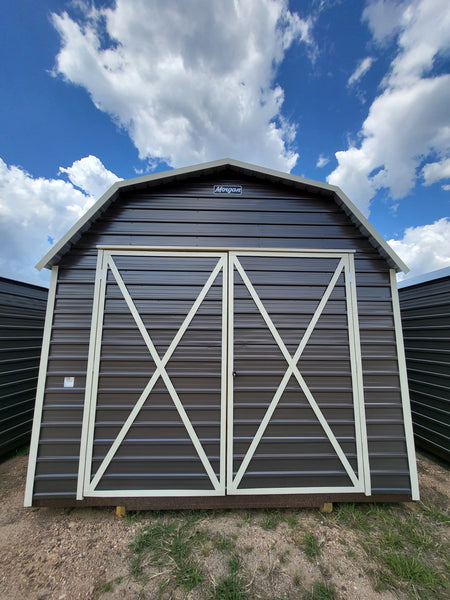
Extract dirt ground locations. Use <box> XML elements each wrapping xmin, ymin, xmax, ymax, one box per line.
<box><xmin>0</xmin><ymin>450</ymin><xmax>448</xmax><ymax>600</ymax></box>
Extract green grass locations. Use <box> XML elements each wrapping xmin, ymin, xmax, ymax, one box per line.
<box><xmin>128</xmin><ymin>518</ymin><xmax>205</xmax><ymax>591</ymax></box>
<box><xmin>259</xmin><ymin>509</ymin><xmax>283</xmax><ymax>530</ymax></box>
<box><xmin>214</xmin><ymin>533</ymin><xmax>237</xmax><ymax>552</ymax></box>
<box><xmin>304</xmin><ymin>532</ymin><xmax>321</xmax><ymax>561</ymax></box>
<box><xmin>100</xmin><ymin>580</ymin><xmax>113</xmax><ymax>593</ymax></box>
<box><xmin>332</xmin><ymin>503</ymin><xmax>373</xmax><ymax>531</ymax></box>
<box><xmin>303</xmin><ymin>581</ymin><xmax>336</xmax><ymax>600</ymax></box>
<box><xmin>228</xmin><ymin>556</ymin><xmax>241</xmax><ymax>575</ymax></box>
<box><xmin>419</xmin><ymin>500</ymin><xmax>450</xmax><ymax>523</ymax></box>
<box><xmin>123</xmin><ymin>490</ymin><xmax>449</xmax><ymax>600</ymax></box>
<box><xmin>382</xmin><ymin>553</ymin><xmax>444</xmax><ymax>590</ymax></box>
<box><xmin>212</xmin><ymin>575</ymin><xmax>247</xmax><ymax>600</ymax></box>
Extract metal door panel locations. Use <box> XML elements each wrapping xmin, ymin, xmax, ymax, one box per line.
<box><xmin>228</xmin><ymin>251</ymin><xmax>369</xmax><ymax>495</ymax></box>
<box><xmin>79</xmin><ymin>250</ymin><xmax>227</xmax><ymax>498</ymax></box>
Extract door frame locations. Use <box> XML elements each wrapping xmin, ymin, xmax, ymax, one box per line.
<box><xmin>77</xmin><ymin>246</ymin><xmax>370</xmax><ymax>500</ymax></box>
<box><xmin>78</xmin><ymin>249</ymin><xmax>228</xmax><ymax>499</ymax></box>
<box><xmin>226</xmin><ymin>250</ymin><xmax>370</xmax><ymax>496</ymax></box>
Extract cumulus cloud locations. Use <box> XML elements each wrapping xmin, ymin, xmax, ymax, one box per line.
<box><xmin>422</xmin><ymin>157</ymin><xmax>450</xmax><ymax>187</ymax></box>
<box><xmin>327</xmin><ymin>0</ymin><xmax>450</xmax><ymax>215</ymax></box>
<box><xmin>51</xmin><ymin>0</ymin><xmax>314</xmax><ymax>172</ymax></box>
<box><xmin>348</xmin><ymin>56</ymin><xmax>375</xmax><ymax>86</ymax></box>
<box><xmin>388</xmin><ymin>218</ymin><xmax>450</xmax><ymax>280</ymax></box>
<box><xmin>316</xmin><ymin>154</ymin><xmax>329</xmax><ymax>168</ymax></box>
<box><xmin>362</xmin><ymin>0</ymin><xmax>409</xmax><ymax>43</ymax></box>
<box><xmin>0</xmin><ymin>156</ymin><xmax>120</xmax><ymax>285</ymax></box>
<box><xmin>59</xmin><ymin>155</ymin><xmax>121</xmax><ymax>199</ymax></box>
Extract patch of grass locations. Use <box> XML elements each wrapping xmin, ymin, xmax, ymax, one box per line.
<box><xmin>128</xmin><ymin>518</ymin><xmax>204</xmax><ymax>591</ymax></box>
<box><xmin>278</xmin><ymin>549</ymin><xmax>290</xmax><ymax>564</ymax></box>
<box><xmin>214</xmin><ymin>532</ymin><xmax>237</xmax><ymax>552</ymax></box>
<box><xmin>212</xmin><ymin>575</ymin><xmax>247</xmax><ymax>600</ymax></box>
<box><xmin>304</xmin><ymin>532</ymin><xmax>321</xmax><ymax>561</ymax></box>
<box><xmin>383</xmin><ymin>552</ymin><xmax>444</xmax><ymax>589</ymax></box>
<box><xmin>419</xmin><ymin>501</ymin><xmax>450</xmax><ymax>523</ymax></box>
<box><xmin>286</xmin><ymin>514</ymin><xmax>299</xmax><ymax>528</ymax></box>
<box><xmin>259</xmin><ymin>509</ymin><xmax>282</xmax><ymax>530</ymax></box>
<box><xmin>332</xmin><ymin>503</ymin><xmax>372</xmax><ymax>531</ymax></box>
<box><xmin>304</xmin><ymin>581</ymin><xmax>336</xmax><ymax>600</ymax></box>
<box><xmin>175</xmin><ymin>561</ymin><xmax>204</xmax><ymax>589</ymax></box>
<box><xmin>380</xmin><ymin>531</ymin><xmax>403</xmax><ymax>550</ymax></box>
<box><xmin>100</xmin><ymin>580</ymin><xmax>113</xmax><ymax>593</ymax></box>
<box><xmin>228</xmin><ymin>555</ymin><xmax>241</xmax><ymax>575</ymax></box>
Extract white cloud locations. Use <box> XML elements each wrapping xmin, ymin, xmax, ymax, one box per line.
<box><xmin>316</xmin><ymin>154</ymin><xmax>329</xmax><ymax>168</ymax></box>
<box><xmin>422</xmin><ymin>157</ymin><xmax>450</xmax><ymax>186</ymax></box>
<box><xmin>362</xmin><ymin>0</ymin><xmax>409</xmax><ymax>43</ymax></box>
<box><xmin>348</xmin><ymin>56</ymin><xmax>375</xmax><ymax>86</ymax></box>
<box><xmin>51</xmin><ymin>0</ymin><xmax>314</xmax><ymax>172</ymax></box>
<box><xmin>0</xmin><ymin>156</ymin><xmax>119</xmax><ymax>285</ymax></box>
<box><xmin>328</xmin><ymin>0</ymin><xmax>450</xmax><ymax>215</ymax></box>
<box><xmin>59</xmin><ymin>155</ymin><xmax>122</xmax><ymax>199</ymax></box>
<box><xmin>388</xmin><ymin>217</ymin><xmax>450</xmax><ymax>280</ymax></box>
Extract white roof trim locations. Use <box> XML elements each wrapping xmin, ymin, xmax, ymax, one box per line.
<box><xmin>36</xmin><ymin>158</ymin><xmax>408</xmax><ymax>273</ymax></box>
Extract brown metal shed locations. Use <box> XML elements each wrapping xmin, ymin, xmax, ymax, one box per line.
<box><xmin>24</xmin><ymin>159</ymin><xmax>419</xmax><ymax>508</ymax></box>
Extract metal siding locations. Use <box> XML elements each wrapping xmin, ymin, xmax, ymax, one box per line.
<box><xmin>399</xmin><ymin>276</ymin><xmax>450</xmax><ymax>462</ymax></box>
<box><xmin>0</xmin><ymin>278</ymin><xmax>47</xmax><ymax>456</ymax></box>
<box><xmin>31</xmin><ymin>172</ymin><xmax>411</xmax><ymax>501</ymax></box>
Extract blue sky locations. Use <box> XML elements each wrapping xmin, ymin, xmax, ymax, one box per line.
<box><xmin>1</xmin><ymin>0</ymin><xmax>449</xmax><ymax>286</ymax></box>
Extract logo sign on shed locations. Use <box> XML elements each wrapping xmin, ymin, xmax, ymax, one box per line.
<box><xmin>213</xmin><ymin>185</ymin><xmax>243</xmax><ymax>195</ymax></box>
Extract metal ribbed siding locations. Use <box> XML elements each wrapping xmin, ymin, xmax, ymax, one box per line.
<box><xmin>32</xmin><ymin>172</ymin><xmax>411</xmax><ymax>501</ymax></box>
<box><xmin>0</xmin><ymin>277</ymin><xmax>48</xmax><ymax>456</ymax></box>
<box><xmin>399</xmin><ymin>275</ymin><xmax>450</xmax><ymax>462</ymax></box>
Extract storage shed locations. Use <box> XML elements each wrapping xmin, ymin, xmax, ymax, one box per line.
<box><xmin>1</xmin><ymin>277</ymin><xmax>48</xmax><ymax>456</ymax></box>
<box><xmin>25</xmin><ymin>158</ymin><xmax>419</xmax><ymax>508</ymax></box>
<box><xmin>398</xmin><ymin>267</ymin><xmax>450</xmax><ymax>462</ymax></box>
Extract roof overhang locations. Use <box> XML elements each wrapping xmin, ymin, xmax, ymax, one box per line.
<box><xmin>36</xmin><ymin>158</ymin><xmax>408</xmax><ymax>273</ymax></box>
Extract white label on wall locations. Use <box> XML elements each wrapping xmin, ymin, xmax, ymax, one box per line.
<box><xmin>64</xmin><ymin>377</ymin><xmax>75</xmax><ymax>388</ymax></box>
<box><xmin>213</xmin><ymin>184</ymin><xmax>242</xmax><ymax>195</ymax></box>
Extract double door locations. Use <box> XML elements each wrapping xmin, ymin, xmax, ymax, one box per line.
<box><xmin>77</xmin><ymin>249</ymin><xmax>369</xmax><ymax>499</ymax></box>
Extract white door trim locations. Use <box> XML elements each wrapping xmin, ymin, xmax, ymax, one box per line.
<box><xmin>82</xmin><ymin>250</ymin><xmax>227</xmax><ymax>498</ymax></box>
<box><xmin>227</xmin><ymin>250</ymin><xmax>368</xmax><ymax>495</ymax></box>
<box><xmin>78</xmin><ymin>247</ymin><xmax>369</xmax><ymax>499</ymax></box>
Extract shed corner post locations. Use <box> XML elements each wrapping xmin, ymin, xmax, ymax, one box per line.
<box><xmin>389</xmin><ymin>269</ymin><xmax>420</xmax><ymax>501</ymax></box>
<box><xmin>24</xmin><ymin>266</ymin><xmax>59</xmax><ymax>507</ymax></box>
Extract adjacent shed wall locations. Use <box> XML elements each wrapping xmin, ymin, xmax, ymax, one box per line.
<box><xmin>0</xmin><ymin>277</ymin><xmax>48</xmax><ymax>456</ymax></box>
<box><xmin>399</xmin><ymin>271</ymin><xmax>450</xmax><ymax>462</ymax></box>
<box><xmin>27</xmin><ymin>169</ymin><xmax>417</xmax><ymax>506</ymax></box>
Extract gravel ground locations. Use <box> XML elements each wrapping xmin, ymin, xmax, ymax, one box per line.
<box><xmin>0</xmin><ymin>450</ymin><xmax>448</xmax><ymax>600</ymax></box>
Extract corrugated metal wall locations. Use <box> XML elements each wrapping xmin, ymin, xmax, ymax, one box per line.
<box><xmin>399</xmin><ymin>275</ymin><xmax>450</xmax><ymax>462</ymax></box>
<box><xmin>0</xmin><ymin>277</ymin><xmax>48</xmax><ymax>456</ymax></box>
<box><xmin>31</xmin><ymin>171</ymin><xmax>411</xmax><ymax>502</ymax></box>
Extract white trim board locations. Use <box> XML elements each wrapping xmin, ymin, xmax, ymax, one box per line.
<box><xmin>24</xmin><ymin>266</ymin><xmax>59</xmax><ymax>507</ymax></box>
<box><xmin>390</xmin><ymin>269</ymin><xmax>420</xmax><ymax>501</ymax></box>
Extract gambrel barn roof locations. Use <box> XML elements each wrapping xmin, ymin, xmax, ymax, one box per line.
<box><xmin>36</xmin><ymin>158</ymin><xmax>408</xmax><ymax>273</ymax></box>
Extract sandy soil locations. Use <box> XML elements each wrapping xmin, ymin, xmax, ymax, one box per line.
<box><xmin>0</xmin><ymin>451</ymin><xmax>448</xmax><ymax>600</ymax></box>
